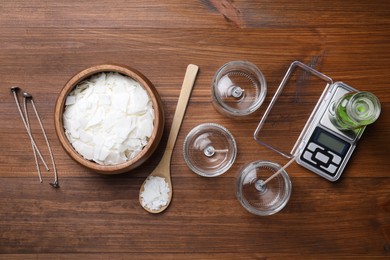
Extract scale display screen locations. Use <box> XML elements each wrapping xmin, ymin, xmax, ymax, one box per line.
<box><xmin>316</xmin><ymin>131</ymin><xmax>347</xmax><ymax>155</ymax></box>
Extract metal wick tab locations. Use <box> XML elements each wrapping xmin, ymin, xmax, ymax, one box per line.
<box><xmin>203</xmin><ymin>145</ymin><xmax>229</xmax><ymax>157</ymax></box>
<box><xmin>204</xmin><ymin>146</ymin><xmax>216</xmax><ymax>157</ymax></box>
<box><xmin>11</xmin><ymin>87</ymin><xmax>59</xmax><ymax>188</ymax></box>
<box><xmin>231</xmin><ymin>86</ymin><xmax>244</xmax><ymax>98</ymax></box>
<box><xmin>255</xmin><ymin>179</ymin><xmax>267</xmax><ymax>194</ymax></box>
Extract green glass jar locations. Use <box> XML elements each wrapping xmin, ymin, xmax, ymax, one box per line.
<box><xmin>330</xmin><ymin>91</ymin><xmax>381</xmax><ymax>130</ymax></box>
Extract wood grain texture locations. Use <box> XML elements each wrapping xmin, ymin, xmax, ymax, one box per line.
<box><xmin>0</xmin><ymin>0</ymin><xmax>389</xmax><ymax>258</ymax></box>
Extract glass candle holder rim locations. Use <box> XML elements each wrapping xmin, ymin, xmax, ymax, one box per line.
<box><xmin>212</xmin><ymin>60</ymin><xmax>267</xmax><ymax>116</ymax></box>
<box><xmin>236</xmin><ymin>160</ymin><xmax>292</xmax><ymax>216</ymax></box>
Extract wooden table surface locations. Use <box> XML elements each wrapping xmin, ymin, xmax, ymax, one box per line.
<box><xmin>1</xmin><ymin>1</ymin><xmax>389</xmax><ymax>259</ymax></box>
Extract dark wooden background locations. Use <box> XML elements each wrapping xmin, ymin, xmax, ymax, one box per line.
<box><xmin>1</xmin><ymin>1</ymin><xmax>389</xmax><ymax>259</ymax></box>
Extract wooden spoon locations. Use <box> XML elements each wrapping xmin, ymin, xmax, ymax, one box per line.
<box><xmin>139</xmin><ymin>64</ymin><xmax>199</xmax><ymax>213</ymax></box>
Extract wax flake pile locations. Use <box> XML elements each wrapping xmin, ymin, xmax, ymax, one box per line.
<box><xmin>140</xmin><ymin>176</ymin><xmax>170</xmax><ymax>211</ymax></box>
<box><xmin>63</xmin><ymin>72</ymin><xmax>154</xmax><ymax>165</ymax></box>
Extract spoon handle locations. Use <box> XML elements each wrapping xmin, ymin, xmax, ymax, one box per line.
<box><xmin>164</xmin><ymin>64</ymin><xmax>199</xmax><ymax>154</ymax></box>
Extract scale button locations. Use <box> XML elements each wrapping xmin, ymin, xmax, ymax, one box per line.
<box><xmin>303</xmin><ymin>151</ymin><xmax>315</xmax><ymax>164</ymax></box>
<box><xmin>328</xmin><ymin>151</ymin><xmax>342</xmax><ymax>165</ymax></box>
<box><xmin>308</xmin><ymin>142</ymin><xmax>322</xmax><ymax>152</ymax></box>
<box><xmin>321</xmin><ymin>164</ymin><xmax>338</xmax><ymax>175</ymax></box>
<box><xmin>315</xmin><ymin>151</ymin><xmax>330</xmax><ymax>164</ymax></box>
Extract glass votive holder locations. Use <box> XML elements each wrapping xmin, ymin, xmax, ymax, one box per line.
<box><xmin>183</xmin><ymin>123</ymin><xmax>237</xmax><ymax>177</ymax></box>
<box><xmin>328</xmin><ymin>91</ymin><xmax>381</xmax><ymax>130</ymax></box>
<box><xmin>212</xmin><ymin>61</ymin><xmax>267</xmax><ymax>118</ymax></box>
<box><xmin>236</xmin><ymin>160</ymin><xmax>292</xmax><ymax>216</ymax></box>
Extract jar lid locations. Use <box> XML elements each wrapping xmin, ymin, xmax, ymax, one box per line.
<box><xmin>183</xmin><ymin>123</ymin><xmax>237</xmax><ymax>177</ymax></box>
<box><xmin>212</xmin><ymin>61</ymin><xmax>267</xmax><ymax>117</ymax></box>
<box><xmin>236</xmin><ymin>160</ymin><xmax>292</xmax><ymax>216</ymax></box>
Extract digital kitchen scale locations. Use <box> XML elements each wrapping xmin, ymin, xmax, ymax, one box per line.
<box><xmin>254</xmin><ymin>61</ymin><xmax>364</xmax><ymax>181</ymax></box>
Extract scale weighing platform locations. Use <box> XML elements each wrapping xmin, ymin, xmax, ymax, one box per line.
<box><xmin>254</xmin><ymin>61</ymin><xmax>365</xmax><ymax>181</ymax></box>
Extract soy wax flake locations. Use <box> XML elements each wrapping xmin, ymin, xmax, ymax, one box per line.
<box><xmin>63</xmin><ymin>72</ymin><xmax>155</xmax><ymax>165</ymax></box>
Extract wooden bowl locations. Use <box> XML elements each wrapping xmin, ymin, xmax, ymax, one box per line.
<box><xmin>54</xmin><ymin>64</ymin><xmax>164</xmax><ymax>174</ymax></box>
